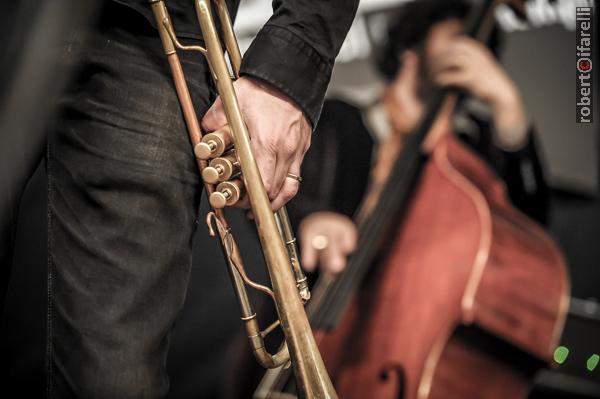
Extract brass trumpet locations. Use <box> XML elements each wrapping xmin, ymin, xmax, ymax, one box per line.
<box><xmin>148</xmin><ymin>1</ymin><xmax>337</xmax><ymax>398</ymax></box>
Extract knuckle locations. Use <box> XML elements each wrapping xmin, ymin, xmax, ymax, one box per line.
<box><xmin>282</xmin><ymin>184</ymin><xmax>299</xmax><ymax>201</ymax></box>
<box><xmin>281</xmin><ymin>137</ymin><xmax>298</xmax><ymax>156</ymax></box>
<box><xmin>303</xmin><ymin>134</ymin><xmax>312</xmax><ymax>153</ymax></box>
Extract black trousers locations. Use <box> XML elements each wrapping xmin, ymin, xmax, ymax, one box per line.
<box><xmin>47</xmin><ymin>4</ymin><xmax>214</xmax><ymax>397</ymax></box>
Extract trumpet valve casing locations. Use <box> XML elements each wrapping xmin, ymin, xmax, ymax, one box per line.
<box><xmin>210</xmin><ymin>179</ymin><xmax>244</xmax><ymax>208</ymax></box>
<box><xmin>195</xmin><ymin>127</ymin><xmax>233</xmax><ymax>159</ymax></box>
<box><xmin>202</xmin><ymin>152</ymin><xmax>239</xmax><ymax>183</ymax></box>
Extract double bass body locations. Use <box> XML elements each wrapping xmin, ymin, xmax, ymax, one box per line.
<box><xmin>319</xmin><ymin>135</ymin><xmax>570</xmax><ymax>399</ymax></box>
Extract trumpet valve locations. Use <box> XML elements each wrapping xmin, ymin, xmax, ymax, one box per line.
<box><xmin>202</xmin><ymin>164</ymin><xmax>224</xmax><ymax>184</ymax></box>
<box><xmin>209</xmin><ymin>180</ymin><xmax>244</xmax><ymax>208</ymax></box>
<box><xmin>195</xmin><ymin>141</ymin><xmax>217</xmax><ymax>160</ymax></box>
<box><xmin>195</xmin><ymin>127</ymin><xmax>233</xmax><ymax>159</ymax></box>
<box><xmin>210</xmin><ymin>154</ymin><xmax>239</xmax><ymax>181</ymax></box>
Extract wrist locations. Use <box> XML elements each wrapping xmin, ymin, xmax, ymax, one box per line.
<box><xmin>493</xmin><ymin>121</ymin><xmax>530</xmax><ymax>151</ymax></box>
<box><xmin>489</xmin><ymin>83</ymin><xmax>530</xmax><ymax>151</ymax></box>
<box><xmin>490</xmin><ymin>77</ymin><xmax>526</xmax><ymax>115</ymax></box>
<box><xmin>240</xmin><ymin>26</ymin><xmax>332</xmax><ymax>129</ymax></box>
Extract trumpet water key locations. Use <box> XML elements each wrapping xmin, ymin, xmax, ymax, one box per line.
<box><xmin>148</xmin><ymin>1</ymin><xmax>337</xmax><ymax>398</ymax></box>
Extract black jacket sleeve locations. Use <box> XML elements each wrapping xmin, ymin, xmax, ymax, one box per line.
<box><xmin>461</xmin><ymin>118</ymin><xmax>550</xmax><ymax>225</ymax></box>
<box><xmin>114</xmin><ymin>0</ymin><xmax>358</xmax><ymax>127</ymax></box>
<box><xmin>240</xmin><ymin>1</ymin><xmax>359</xmax><ymax>128</ymax></box>
<box><xmin>494</xmin><ymin>129</ymin><xmax>550</xmax><ymax>225</ymax></box>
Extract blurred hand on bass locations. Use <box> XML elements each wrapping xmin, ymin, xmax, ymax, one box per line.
<box><xmin>429</xmin><ymin>37</ymin><xmax>529</xmax><ymax>150</ymax></box>
<box><xmin>202</xmin><ymin>76</ymin><xmax>312</xmax><ymax>210</ymax></box>
<box><xmin>299</xmin><ymin>212</ymin><xmax>358</xmax><ymax>275</ymax></box>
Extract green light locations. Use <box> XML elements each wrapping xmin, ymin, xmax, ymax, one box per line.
<box><xmin>587</xmin><ymin>354</ymin><xmax>599</xmax><ymax>371</ymax></box>
<box><xmin>553</xmin><ymin>346</ymin><xmax>569</xmax><ymax>364</ymax></box>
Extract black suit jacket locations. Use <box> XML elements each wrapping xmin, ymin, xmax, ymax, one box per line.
<box><xmin>113</xmin><ymin>0</ymin><xmax>359</xmax><ymax>128</ymax></box>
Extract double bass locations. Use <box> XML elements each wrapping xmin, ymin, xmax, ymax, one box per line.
<box><xmin>255</xmin><ymin>0</ymin><xmax>570</xmax><ymax>398</ymax></box>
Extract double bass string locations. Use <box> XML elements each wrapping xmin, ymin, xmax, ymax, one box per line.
<box><xmin>308</xmin><ymin>0</ymin><xmax>494</xmax><ymax>330</ymax></box>
<box><xmin>310</xmin><ymin>116</ymin><xmax>434</xmax><ymax>329</ymax></box>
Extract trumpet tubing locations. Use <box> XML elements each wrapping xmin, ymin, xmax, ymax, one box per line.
<box><xmin>148</xmin><ymin>1</ymin><xmax>337</xmax><ymax>398</ymax></box>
